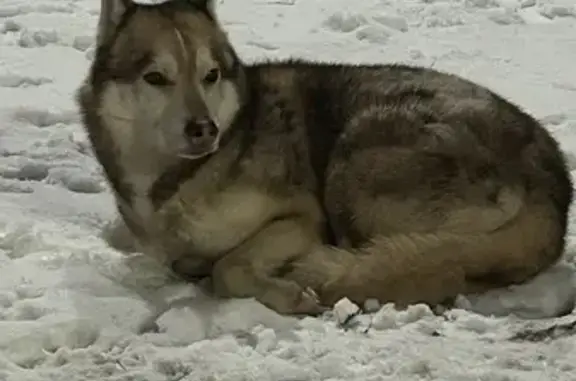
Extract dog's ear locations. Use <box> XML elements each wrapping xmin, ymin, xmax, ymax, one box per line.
<box><xmin>96</xmin><ymin>0</ymin><xmax>133</xmax><ymax>46</ymax></box>
<box><xmin>204</xmin><ymin>0</ymin><xmax>216</xmax><ymax>17</ymax></box>
<box><xmin>189</xmin><ymin>0</ymin><xmax>216</xmax><ymax>19</ymax></box>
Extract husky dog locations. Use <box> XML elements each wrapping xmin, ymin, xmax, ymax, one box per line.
<box><xmin>78</xmin><ymin>0</ymin><xmax>573</xmax><ymax>315</ymax></box>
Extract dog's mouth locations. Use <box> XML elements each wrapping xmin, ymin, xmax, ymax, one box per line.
<box><xmin>178</xmin><ymin>139</ymin><xmax>220</xmax><ymax>160</ymax></box>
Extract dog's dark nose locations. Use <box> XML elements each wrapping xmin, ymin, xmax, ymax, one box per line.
<box><xmin>184</xmin><ymin>119</ymin><xmax>219</xmax><ymax>142</ymax></box>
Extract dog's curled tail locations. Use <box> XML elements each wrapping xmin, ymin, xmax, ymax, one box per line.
<box><xmin>286</xmin><ymin>185</ymin><xmax>561</xmax><ymax>310</ymax></box>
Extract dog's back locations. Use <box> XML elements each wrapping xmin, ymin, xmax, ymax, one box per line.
<box><xmin>276</xmin><ymin>62</ymin><xmax>572</xmax><ymax>308</ymax></box>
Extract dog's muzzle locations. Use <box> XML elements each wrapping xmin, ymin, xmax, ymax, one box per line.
<box><xmin>182</xmin><ymin>118</ymin><xmax>220</xmax><ymax>158</ymax></box>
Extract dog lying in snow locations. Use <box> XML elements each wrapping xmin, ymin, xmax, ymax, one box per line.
<box><xmin>79</xmin><ymin>0</ymin><xmax>574</xmax><ymax>316</ymax></box>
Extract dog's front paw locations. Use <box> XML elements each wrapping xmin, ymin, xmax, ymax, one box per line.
<box><xmin>171</xmin><ymin>257</ymin><xmax>213</xmax><ymax>282</ymax></box>
<box><xmin>293</xmin><ymin>286</ymin><xmax>330</xmax><ymax>316</ymax></box>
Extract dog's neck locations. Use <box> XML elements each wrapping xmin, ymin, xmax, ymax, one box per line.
<box><xmin>115</xmin><ymin>140</ymin><xmax>186</xmax><ymax>231</ymax></box>
<box><xmin>119</xmin><ymin>135</ymin><xmax>177</xmax><ymax>199</ymax></box>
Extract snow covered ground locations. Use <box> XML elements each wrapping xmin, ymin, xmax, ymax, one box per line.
<box><xmin>1</xmin><ymin>0</ymin><xmax>576</xmax><ymax>379</ymax></box>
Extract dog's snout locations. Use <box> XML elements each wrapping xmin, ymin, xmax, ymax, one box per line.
<box><xmin>181</xmin><ymin>119</ymin><xmax>221</xmax><ymax>158</ymax></box>
<box><xmin>184</xmin><ymin>119</ymin><xmax>219</xmax><ymax>141</ymax></box>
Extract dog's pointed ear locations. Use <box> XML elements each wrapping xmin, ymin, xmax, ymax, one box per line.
<box><xmin>204</xmin><ymin>0</ymin><xmax>216</xmax><ymax>16</ymax></box>
<box><xmin>190</xmin><ymin>0</ymin><xmax>216</xmax><ymax>19</ymax></box>
<box><xmin>96</xmin><ymin>0</ymin><xmax>133</xmax><ymax>46</ymax></box>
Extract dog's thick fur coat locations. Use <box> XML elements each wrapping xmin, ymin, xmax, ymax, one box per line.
<box><xmin>78</xmin><ymin>0</ymin><xmax>573</xmax><ymax>315</ymax></box>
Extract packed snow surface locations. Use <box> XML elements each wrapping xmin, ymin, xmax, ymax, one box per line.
<box><xmin>2</xmin><ymin>0</ymin><xmax>576</xmax><ymax>380</ymax></box>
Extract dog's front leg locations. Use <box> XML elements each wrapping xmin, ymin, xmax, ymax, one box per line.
<box><xmin>210</xmin><ymin>217</ymin><xmax>329</xmax><ymax>316</ymax></box>
<box><xmin>100</xmin><ymin>216</ymin><xmax>141</xmax><ymax>253</ymax></box>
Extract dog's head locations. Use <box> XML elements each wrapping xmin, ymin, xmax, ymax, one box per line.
<box><xmin>89</xmin><ymin>0</ymin><xmax>245</xmax><ymax>160</ymax></box>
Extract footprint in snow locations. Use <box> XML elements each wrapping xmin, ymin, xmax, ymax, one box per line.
<box><xmin>12</xmin><ymin>108</ymin><xmax>80</xmax><ymax>128</ymax></box>
<box><xmin>540</xmin><ymin>113</ymin><xmax>568</xmax><ymax>126</ymax></box>
<box><xmin>322</xmin><ymin>12</ymin><xmax>369</xmax><ymax>33</ymax></box>
<box><xmin>539</xmin><ymin>5</ymin><xmax>576</xmax><ymax>19</ymax></box>
<box><xmin>0</xmin><ymin>161</ymin><xmax>49</xmax><ymax>182</ymax></box>
<box><xmin>17</xmin><ymin>29</ymin><xmax>59</xmax><ymax>48</ymax></box>
<box><xmin>46</xmin><ymin>167</ymin><xmax>104</xmax><ymax>194</ymax></box>
<box><xmin>6</xmin><ymin>299</ymin><xmax>51</xmax><ymax>321</ymax></box>
<box><xmin>323</xmin><ymin>11</ymin><xmax>408</xmax><ymax>44</ymax></box>
<box><xmin>371</xmin><ymin>14</ymin><xmax>409</xmax><ymax>32</ymax></box>
<box><xmin>0</xmin><ymin>7</ymin><xmax>23</xmax><ymax>18</ymax></box>
<box><xmin>0</xmin><ymin>74</ymin><xmax>52</xmax><ymax>88</ymax></box>
<box><xmin>1</xmin><ymin>19</ymin><xmax>22</xmax><ymax>33</ymax></box>
<box><xmin>72</xmin><ymin>35</ymin><xmax>94</xmax><ymax>52</ymax></box>
<box><xmin>356</xmin><ymin>25</ymin><xmax>392</xmax><ymax>44</ymax></box>
<box><xmin>246</xmin><ymin>40</ymin><xmax>279</xmax><ymax>51</ymax></box>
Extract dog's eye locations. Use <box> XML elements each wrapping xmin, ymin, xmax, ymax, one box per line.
<box><xmin>203</xmin><ymin>68</ymin><xmax>220</xmax><ymax>85</ymax></box>
<box><xmin>143</xmin><ymin>71</ymin><xmax>171</xmax><ymax>86</ymax></box>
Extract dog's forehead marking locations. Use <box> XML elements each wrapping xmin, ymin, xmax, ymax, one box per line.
<box><xmin>172</xmin><ymin>15</ymin><xmax>217</xmax><ymax>74</ymax></box>
<box><xmin>116</xmin><ymin>8</ymin><xmax>219</xmax><ymax>79</ymax></box>
<box><xmin>172</xmin><ymin>26</ymin><xmax>189</xmax><ymax>67</ymax></box>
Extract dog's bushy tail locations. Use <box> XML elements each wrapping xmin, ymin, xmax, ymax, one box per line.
<box><xmin>286</xmin><ymin>191</ymin><xmax>563</xmax><ymax>310</ymax></box>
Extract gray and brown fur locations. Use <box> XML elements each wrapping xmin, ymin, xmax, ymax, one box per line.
<box><xmin>78</xmin><ymin>0</ymin><xmax>574</xmax><ymax>315</ymax></box>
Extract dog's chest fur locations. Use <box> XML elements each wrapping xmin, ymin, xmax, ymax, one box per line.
<box><xmin>158</xmin><ymin>184</ymin><xmax>279</xmax><ymax>255</ymax></box>
<box><xmin>132</xmin><ymin>134</ymin><xmax>319</xmax><ymax>261</ymax></box>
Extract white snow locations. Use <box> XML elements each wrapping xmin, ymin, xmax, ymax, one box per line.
<box><xmin>1</xmin><ymin>0</ymin><xmax>576</xmax><ymax>379</ymax></box>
